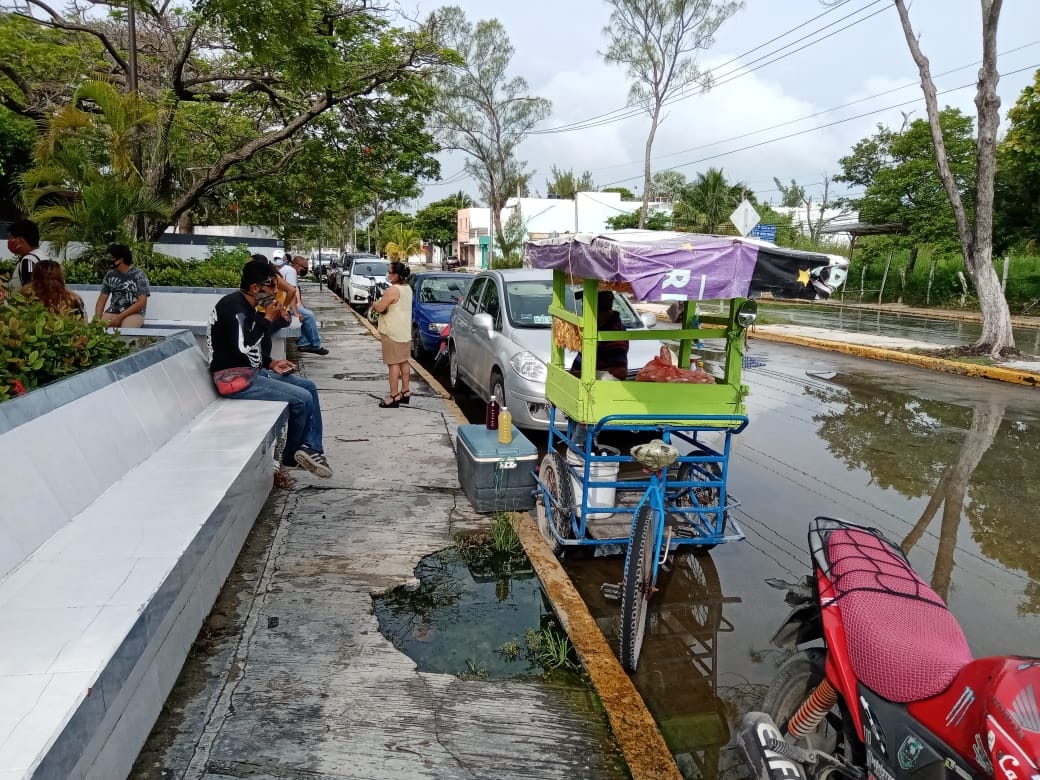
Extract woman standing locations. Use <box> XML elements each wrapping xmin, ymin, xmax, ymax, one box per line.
<box><xmin>23</xmin><ymin>260</ymin><xmax>86</xmax><ymax>320</ymax></box>
<box><xmin>370</xmin><ymin>261</ymin><xmax>413</xmax><ymax>407</ymax></box>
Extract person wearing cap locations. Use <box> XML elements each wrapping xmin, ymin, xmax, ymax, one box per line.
<box><xmin>207</xmin><ymin>259</ymin><xmax>332</xmax><ymax>478</ymax></box>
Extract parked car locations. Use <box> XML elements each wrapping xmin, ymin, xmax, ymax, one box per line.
<box><xmin>448</xmin><ymin>269</ymin><xmax>661</xmax><ymax>430</ymax></box>
<box><xmin>329</xmin><ymin>252</ymin><xmax>378</xmax><ymax>298</ymax></box>
<box><xmin>309</xmin><ymin>250</ymin><xmax>338</xmax><ymax>281</ymax></box>
<box><xmin>340</xmin><ymin>255</ymin><xmax>390</xmax><ymax>310</ymax></box>
<box><xmin>408</xmin><ymin>272</ymin><xmax>473</xmax><ymax>358</ymax></box>
<box><xmin>441</xmin><ymin>255</ymin><xmax>462</xmax><ymax>271</ymax></box>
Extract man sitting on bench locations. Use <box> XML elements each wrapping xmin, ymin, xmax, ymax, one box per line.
<box><xmin>208</xmin><ymin>259</ymin><xmax>333</xmax><ymax>478</ymax></box>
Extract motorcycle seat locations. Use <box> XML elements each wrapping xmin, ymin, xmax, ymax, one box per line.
<box><xmin>827</xmin><ymin>529</ymin><xmax>973</xmax><ymax>703</ymax></box>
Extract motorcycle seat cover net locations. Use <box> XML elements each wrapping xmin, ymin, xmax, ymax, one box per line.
<box><xmin>826</xmin><ymin>529</ymin><xmax>973</xmax><ymax>702</ymax></box>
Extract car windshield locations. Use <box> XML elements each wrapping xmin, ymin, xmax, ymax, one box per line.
<box><xmin>503</xmin><ymin>280</ymin><xmax>643</xmax><ymax>329</ymax></box>
<box><xmin>354</xmin><ymin>261</ymin><xmax>389</xmax><ymax>277</ymax></box>
<box><xmin>418</xmin><ymin>276</ymin><xmax>472</xmax><ymax>304</ymax></box>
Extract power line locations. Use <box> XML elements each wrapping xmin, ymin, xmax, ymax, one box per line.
<box><xmin>587</xmin><ymin>40</ymin><xmax>1040</xmax><ymax>175</ymax></box>
<box><xmin>529</xmin><ymin>0</ymin><xmax>890</xmax><ymax>136</ymax></box>
<box><xmin>599</xmin><ymin>61</ymin><xmax>1040</xmax><ymax>188</ymax></box>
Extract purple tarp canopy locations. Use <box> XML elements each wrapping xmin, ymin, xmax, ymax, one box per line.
<box><xmin>527</xmin><ymin>230</ymin><xmax>848</xmax><ymax>302</ymax></box>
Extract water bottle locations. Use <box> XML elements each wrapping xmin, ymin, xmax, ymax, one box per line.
<box><xmin>486</xmin><ymin>394</ymin><xmax>500</xmax><ymax>430</ymax></box>
<box><xmin>498</xmin><ymin>407</ymin><xmax>513</xmax><ymax>444</ymax></box>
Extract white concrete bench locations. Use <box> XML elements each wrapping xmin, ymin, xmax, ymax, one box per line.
<box><xmin>0</xmin><ymin>330</ymin><xmax>287</xmax><ymax>779</ymax></box>
<box><xmin>70</xmin><ymin>286</ymin><xmax>301</xmax><ymax>360</ymax></box>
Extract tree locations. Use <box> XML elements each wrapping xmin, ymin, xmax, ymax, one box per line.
<box><xmin>891</xmin><ymin>0</ymin><xmax>1015</xmax><ymax>357</ymax></box>
<box><xmin>606</xmin><ymin>209</ymin><xmax>672</xmax><ymax>231</ymax></box>
<box><xmin>415</xmin><ymin>194</ymin><xmax>472</xmax><ymax>254</ymax></box>
<box><xmin>546</xmin><ymin>166</ymin><xmax>595</xmax><ymax>199</ymax></box>
<box><xmin>495</xmin><ymin>203</ymin><xmax>527</xmax><ymax>267</ymax></box>
<box><xmin>18</xmin><ymin>80</ymin><xmax>166</xmax><ymax>249</ymax></box>
<box><xmin>673</xmin><ymin>167</ymin><xmax>744</xmax><ymax>233</ymax></box>
<box><xmin>0</xmin><ymin>107</ymin><xmax>34</xmax><ymax>220</ymax></box>
<box><xmin>432</xmin><ymin>7</ymin><xmax>551</xmax><ymax>244</ymax></box>
<box><xmin>648</xmin><ymin>170</ymin><xmax>687</xmax><ymax>202</ymax></box>
<box><xmin>773</xmin><ymin>174</ymin><xmax>843</xmax><ymax>242</ymax></box>
<box><xmin>838</xmin><ymin>110</ymin><xmax>976</xmax><ymax>252</ymax></box>
<box><xmin>994</xmin><ymin>69</ymin><xmax>1040</xmax><ymax>251</ymax></box>
<box><xmin>0</xmin><ymin>0</ymin><xmax>447</xmax><ymax>241</ymax></box>
<box><xmin>383</xmin><ymin>224</ymin><xmax>423</xmax><ymax>261</ymax></box>
<box><xmin>601</xmin><ymin>0</ymin><xmax>742</xmax><ymax>228</ymax></box>
<box><xmin>601</xmin><ymin>186</ymin><xmax>636</xmax><ymax>200</ymax></box>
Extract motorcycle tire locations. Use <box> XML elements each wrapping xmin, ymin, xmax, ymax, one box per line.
<box><xmin>762</xmin><ymin>648</ymin><xmax>846</xmax><ymax>757</ymax></box>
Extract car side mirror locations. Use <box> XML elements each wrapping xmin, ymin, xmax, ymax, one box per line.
<box><xmin>640</xmin><ymin>312</ymin><xmax>658</xmax><ymax>329</ymax></box>
<box><xmin>473</xmin><ymin>312</ymin><xmax>494</xmax><ymax>334</ymax></box>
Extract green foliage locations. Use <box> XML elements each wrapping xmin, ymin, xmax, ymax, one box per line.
<box><xmin>606</xmin><ymin>208</ymin><xmax>672</xmax><ymax>231</ymax></box>
<box><xmin>837</xmin><ymin>109</ymin><xmax>976</xmax><ymax>253</ymax></box>
<box><xmin>601</xmin><ymin>186</ymin><xmax>636</xmax><ymax>200</ymax></box>
<box><xmin>0</xmin><ymin>298</ymin><xmax>128</xmax><ymax>400</ymax></box>
<box><xmin>415</xmin><ymin>193</ymin><xmax>472</xmax><ymax>251</ymax></box>
<box><xmin>524</xmin><ymin>627</ymin><xmax>579</xmax><ymax>671</ymax></box>
<box><xmin>674</xmin><ymin>167</ymin><xmax>746</xmax><ymax>233</ymax></box>
<box><xmin>495</xmin><ymin>203</ymin><xmax>527</xmax><ymax>262</ymax></box>
<box><xmin>63</xmin><ymin>242</ymin><xmax>251</xmax><ymax>288</ymax></box>
<box><xmin>995</xmin><ymin>69</ymin><xmax>1040</xmax><ymax>252</ymax></box>
<box><xmin>488</xmin><ymin>513</ymin><xmax>520</xmax><ymax>554</ymax></box>
<box><xmin>383</xmin><ymin>224</ymin><xmax>423</xmax><ymax>261</ymax></box>
<box><xmin>546</xmin><ymin>166</ymin><xmax>595</xmax><ymax>199</ymax></box>
<box><xmin>432</xmin><ymin>7</ymin><xmax>551</xmax><ymax>229</ymax></box>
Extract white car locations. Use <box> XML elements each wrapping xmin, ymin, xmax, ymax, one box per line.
<box><xmin>448</xmin><ymin>269</ymin><xmax>663</xmax><ymax>430</ymax></box>
<box><xmin>336</xmin><ymin>255</ymin><xmax>388</xmax><ymax>309</ymax></box>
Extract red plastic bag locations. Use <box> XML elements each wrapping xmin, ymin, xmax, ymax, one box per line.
<box><xmin>635</xmin><ymin>347</ymin><xmax>715</xmax><ymax>384</ymax></box>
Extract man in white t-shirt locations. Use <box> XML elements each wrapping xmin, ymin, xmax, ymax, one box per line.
<box><xmin>280</xmin><ymin>255</ymin><xmax>328</xmax><ymax>355</ymax></box>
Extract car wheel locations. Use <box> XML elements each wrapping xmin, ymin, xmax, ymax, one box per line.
<box><xmin>448</xmin><ymin>342</ymin><xmax>464</xmax><ymax>391</ymax></box>
<box><xmin>490</xmin><ymin>369</ymin><xmax>505</xmax><ymax>408</ymax></box>
<box><xmin>411</xmin><ymin>325</ymin><xmax>425</xmax><ymax>359</ymax></box>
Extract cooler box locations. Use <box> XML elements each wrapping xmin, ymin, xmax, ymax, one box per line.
<box><xmin>456</xmin><ymin>424</ymin><xmax>538</xmax><ymax>513</ymax></box>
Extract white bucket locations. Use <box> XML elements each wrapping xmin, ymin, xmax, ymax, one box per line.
<box><xmin>566</xmin><ymin>447</ymin><xmax>620</xmax><ymax>519</ymax></box>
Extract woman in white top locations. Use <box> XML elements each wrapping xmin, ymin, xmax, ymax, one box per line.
<box><xmin>370</xmin><ymin>261</ymin><xmax>413</xmax><ymax>407</ymax></box>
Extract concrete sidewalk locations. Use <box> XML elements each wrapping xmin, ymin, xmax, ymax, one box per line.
<box><xmin>131</xmin><ymin>284</ymin><xmax>654</xmax><ymax>780</ymax></box>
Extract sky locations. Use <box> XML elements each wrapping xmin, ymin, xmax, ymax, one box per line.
<box><xmin>395</xmin><ymin>0</ymin><xmax>1039</xmax><ymax>211</ymax></box>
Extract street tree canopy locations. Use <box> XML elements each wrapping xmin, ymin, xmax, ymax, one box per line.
<box><xmin>0</xmin><ymin>0</ymin><xmax>449</xmax><ymax>241</ymax></box>
<box><xmin>431</xmin><ymin>6</ymin><xmax>551</xmax><ymax>245</ymax></box>
<box><xmin>601</xmin><ymin>0</ymin><xmax>742</xmax><ymax>228</ymax></box>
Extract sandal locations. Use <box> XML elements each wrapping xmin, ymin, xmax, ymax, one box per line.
<box><xmin>400</xmin><ymin>391</ymin><xmax>411</xmax><ymax>405</ymax></box>
<box><xmin>378</xmin><ymin>393</ymin><xmax>402</xmax><ymax>408</ymax></box>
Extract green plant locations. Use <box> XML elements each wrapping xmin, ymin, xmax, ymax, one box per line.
<box><xmin>0</xmin><ymin>297</ymin><xmax>129</xmax><ymax>400</ymax></box>
<box><xmin>497</xmin><ymin>640</ymin><xmax>522</xmax><ymax>661</ymax></box>
<box><xmin>524</xmin><ymin>627</ymin><xmax>578</xmax><ymax>671</ymax></box>
<box><xmin>489</xmin><ymin>513</ymin><xmax>521</xmax><ymax>554</ymax></box>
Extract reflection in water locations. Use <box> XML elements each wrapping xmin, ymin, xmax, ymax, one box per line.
<box><xmin>567</xmin><ymin>552</ymin><xmax>743</xmax><ymax>779</ymax></box>
<box><xmin>805</xmin><ymin>373</ymin><xmax>1040</xmax><ymax>612</ymax></box>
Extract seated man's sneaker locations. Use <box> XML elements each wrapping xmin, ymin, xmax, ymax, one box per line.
<box><xmin>294</xmin><ymin>444</ymin><xmax>333</xmax><ymax>478</ymax></box>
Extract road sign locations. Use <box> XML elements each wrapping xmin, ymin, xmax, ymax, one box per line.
<box><xmin>749</xmin><ymin>223</ymin><xmax>777</xmax><ymax>241</ymax></box>
<box><xmin>730</xmin><ymin>199</ymin><xmax>760</xmax><ymax>237</ymax></box>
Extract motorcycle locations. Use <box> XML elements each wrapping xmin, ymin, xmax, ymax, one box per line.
<box><xmin>432</xmin><ymin>323</ymin><xmax>451</xmax><ymax>373</ymax></box>
<box><xmin>739</xmin><ymin>517</ymin><xmax>1039</xmax><ymax>780</ymax></box>
<box><xmin>365</xmin><ymin>276</ymin><xmax>390</xmax><ymax>325</ymax></box>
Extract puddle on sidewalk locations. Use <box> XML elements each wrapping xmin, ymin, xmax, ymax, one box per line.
<box><xmin>373</xmin><ymin>529</ymin><xmax>581</xmax><ymax>681</ymax></box>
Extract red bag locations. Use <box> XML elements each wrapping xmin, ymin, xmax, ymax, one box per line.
<box><xmin>212</xmin><ymin>366</ymin><xmax>258</xmax><ymax>396</ymax></box>
<box><xmin>635</xmin><ymin>347</ymin><xmax>715</xmax><ymax>384</ymax></box>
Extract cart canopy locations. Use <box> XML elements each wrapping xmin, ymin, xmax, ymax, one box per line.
<box><xmin>527</xmin><ymin>230</ymin><xmax>848</xmax><ymax>303</ymax></box>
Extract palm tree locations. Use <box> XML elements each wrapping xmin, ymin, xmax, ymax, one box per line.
<box><xmin>18</xmin><ymin>79</ymin><xmax>167</xmax><ymax>251</ymax></box>
<box><xmin>673</xmin><ymin>167</ymin><xmax>744</xmax><ymax>234</ymax></box>
<box><xmin>383</xmin><ymin>224</ymin><xmax>423</xmax><ymax>261</ymax></box>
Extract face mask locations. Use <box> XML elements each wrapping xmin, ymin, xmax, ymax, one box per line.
<box><xmin>254</xmin><ymin>290</ymin><xmax>276</xmax><ymax>309</ymax></box>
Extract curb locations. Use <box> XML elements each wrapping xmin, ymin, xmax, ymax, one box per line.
<box><xmin>751</xmin><ymin>329</ymin><xmax>1040</xmax><ymax>387</ymax></box>
<box><xmin>510</xmin><ymin>512</ymin><xmax>682</xmax><ymax>780</ymax></box>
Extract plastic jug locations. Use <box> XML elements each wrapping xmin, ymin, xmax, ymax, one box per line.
<box><xmin>486</xmin><ymin>394</ymin><xmax>500</xmax><ymax>430</ymax></box>
<box><xmin>498</xmin><ymin>407</ymin><xmax>513</xmax><ymax>444</ymax></box>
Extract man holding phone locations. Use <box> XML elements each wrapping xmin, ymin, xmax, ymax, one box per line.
<box><xmin>207</xmin><ymin>259</ymin><xmax>332</xmax><ymax>478</ymax></box>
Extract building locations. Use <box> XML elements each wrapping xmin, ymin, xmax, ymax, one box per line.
<box><xmin>454</xmin><ymin>193</ymin><xmax>671</xmax><ymax>269</ymax></box>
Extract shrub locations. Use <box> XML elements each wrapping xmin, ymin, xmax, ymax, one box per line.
<box><xmin>63</xmin><ymin>242</ymin><xmax>253</xmax><ymax>288</ymax></box>
<box><xmin>0</xmin><ymin>298</ymin><xmax>129</xmax><ymax>401</ymax></box>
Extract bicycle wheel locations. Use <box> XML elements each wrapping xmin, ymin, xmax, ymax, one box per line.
<box><xmin>619</xmin><ymin>503</ymin><xmax>656</xmax><ymax>672</ymax></box>
<box><xmin>535</xmin><ymin>452</ymin><xmax>574</xmax><ymax>555</ymax></box>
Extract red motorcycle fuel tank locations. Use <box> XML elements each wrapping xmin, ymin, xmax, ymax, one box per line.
<box><xmin>909</xmin><ymin>657</ymin><xmax>1040</xmax><ymax>776</ymax></box>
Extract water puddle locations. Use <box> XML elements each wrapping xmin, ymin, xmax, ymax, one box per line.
<box><xmin>373</xmin><ymin>532</ymin><xmax>580</xmax><ymax>680</ymax></box>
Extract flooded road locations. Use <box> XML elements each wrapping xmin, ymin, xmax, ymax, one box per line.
<box><xmin>557</xmin><ymin>340</ymin><xmax>1040</xmax><ymax>778</ymax></box>
<box><xmin>761</xmin><ymin>303</ymin><xmax>1040</xmax><ymax>353</ymax></box>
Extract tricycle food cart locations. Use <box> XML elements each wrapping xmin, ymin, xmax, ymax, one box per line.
<box><xmin>527</xmin><ymin>230</ymin><xmax>848</xmax><ymax>670</ymax></box>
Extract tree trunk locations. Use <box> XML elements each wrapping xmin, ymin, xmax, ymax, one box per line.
<box><xmin>639</xmin><ymin>102</ymin><xmax>662</xmax><ymax>230</ymax></box>
<box><xmin>893</xmin><ymin>0</ymin><xmax>1015</xmax><ymax>357</ymax></box>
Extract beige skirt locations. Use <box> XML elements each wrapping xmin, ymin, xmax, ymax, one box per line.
<box><xmin>381</xmin><ymin>335</ymin><xmax>410</xmax><ymax>365</ymax></box>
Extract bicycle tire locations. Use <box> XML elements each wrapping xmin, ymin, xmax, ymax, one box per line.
<box><xmin>619</xmin><ymin>503</ymin><xmax>656</xmax><ymax>672</ymax></box>
<box><xmin>536</xmin><ymin>452</ymin><xmax>574</xmax><ymax>555</ymax></box>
